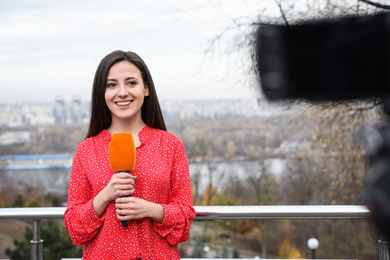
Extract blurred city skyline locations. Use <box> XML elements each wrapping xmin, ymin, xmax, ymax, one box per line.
<box><xmin>0</xmin><ymin>97</ymin><xmax>281</xmax><ymax>128</ymax></box>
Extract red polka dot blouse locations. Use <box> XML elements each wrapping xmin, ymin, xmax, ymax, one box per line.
<box><xmin>65</xmin><ymin>126</ymin><xmax>195</xmax><ymax>260</ymax></box>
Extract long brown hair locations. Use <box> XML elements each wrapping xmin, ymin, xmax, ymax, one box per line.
<box><xmin>86</xmin><ymin>50</ymin><xmax>166</xmax><ymax>138</ymax></box>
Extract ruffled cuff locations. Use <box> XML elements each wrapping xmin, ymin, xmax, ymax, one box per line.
<box><xmin>152</xmin><ymin>204</ymin><xmax>177</xmax><ymax>237</ymax></box>
<box><xmin>75</xmin><ymin>199</ymin><xmax>105</xmax><ymax>233</ymax></box>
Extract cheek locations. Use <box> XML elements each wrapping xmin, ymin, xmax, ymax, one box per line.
<box><xmin>105</xmin><ymin>89</ymin><xmax>114</xmax><ymax>102</ymax></box>
<box><xmin>104</xmin><ymin>91</ymin><xmax>115</xmax><ymax>111</ymax></box>
<box><xmin>104</xmin><ymin>93</ymin><xmax>109</xmax><ymax>106</ymax></box>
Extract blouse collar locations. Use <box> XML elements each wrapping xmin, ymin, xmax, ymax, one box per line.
<box><xmin>138</xmin><ymin>125</ymin><xmax>152</xmax><ymax>147</ymax></box>
<box><xmin>99</xmin><ymin>129</ymin><xmax>112</xmax><ymax>142</ymax></box>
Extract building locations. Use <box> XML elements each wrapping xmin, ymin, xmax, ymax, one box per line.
<box><xmin>54</xmin><ymin>96</ymin><xmax>66</xmax><ymax>124</ymax></box>
<box><xmin>71</xmin><ymin>95</ymin><xmax>82</xmax><ymax>124</ymax></box>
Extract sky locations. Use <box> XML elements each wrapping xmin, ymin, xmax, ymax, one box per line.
<box><xmin>0</xmin><ymin>0</ymin><xmax>273</xmax><ymax>103</ymax></box>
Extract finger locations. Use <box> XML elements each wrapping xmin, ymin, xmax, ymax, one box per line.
<box><xmin>118</xmin><ymin>178</ymin><xmax>135</xmax><ymax>186</ymax></box>
<box><xmin>115</xmin><ymin>172</ymin><xmax>133</xmax><ymax>180</ymax></box>
<box><xmin>117</xmin><ymin>172</ymin><xmax>137</xmax><ymax>179</ymax></box>
<box><xmin>115</xmin><ymin>196</ymin><xmax>133</xmax><ymax>204</ymax></box>
<box><xmin>116</xmin><ymin>212</ymin><xmax>130</xmax><ymax>221</ymax></box>
<box><xmin>112</xmin><ymin>184</ymin><xmax>134</xmax><ymax>195</ymax></box>
<box><xmin>116</xmin><ymin>208</ymin><xmax>126</xmax><ymax>215</ymax></box>
<box><xmin>116</xmin><ymin>190</ymin><xmax>133</xmax><ymax>198</ymax></box>
<box><xmin>110</xmin><ymin>178</ymin><xmax>130</xmax><ymax>188</ymax></box>
<box><xmin>116</xmin><ymin>213</ymin><xmax>133</xmax><ymax>221</ymax></box>
<box><xmin>116</xmin><ymin>183</ymin><xmax>134</xmax><ymax>189</ymax></box>
<box><xmin>116</xmin><ymin>207</ymin><xmax>137</xmax><ymax>218</ymax></box>
<box><xmin>121</xmin><ymin>189</ymin><xmax>135</xmax><ymax>197</ymax></box>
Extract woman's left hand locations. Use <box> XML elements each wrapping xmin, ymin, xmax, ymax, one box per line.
<box><xmin>115</xmin><ymin>197</ymin><xmax>164</xmax><ymax>223</ymax></box>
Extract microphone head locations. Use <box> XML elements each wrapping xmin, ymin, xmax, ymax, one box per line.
<box><xmin>108</xmin><ymin>133</ymin><xmax>136</xmax><ymax>172</ymax></box>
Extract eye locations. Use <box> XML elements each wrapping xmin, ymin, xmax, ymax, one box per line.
<box><xmin>107</xmin><ymin>82</ymin><xmax>116</xmax><ymax>88</ymax></box>
<box><xmin>127</xmin><ymin>80</ymin><xmax>137</xmax><ymax>86</ymax></box>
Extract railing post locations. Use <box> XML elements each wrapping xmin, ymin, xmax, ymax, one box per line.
<box><xmin>30</xmin><ymin>220</ymin><xmax>43</xmax><ymax>260</ymax></box>
<box><xmin>379</xmin><ymin>240</ymin><xmax>389</xmax><ymax>260</ymax></box>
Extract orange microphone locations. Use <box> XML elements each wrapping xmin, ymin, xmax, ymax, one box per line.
<box><xmin>108</xmin><ymin>133</ymin><xmax>136</xmax><ymax>227</ymax></box>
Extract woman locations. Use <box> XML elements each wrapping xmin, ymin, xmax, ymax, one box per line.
<box><xmin>65</xmin><ymin>50</ymin><xmax>195</xmax><ymax>260</ymax></box>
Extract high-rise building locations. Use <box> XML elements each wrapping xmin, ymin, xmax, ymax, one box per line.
<box><xmin>54</xmin><ymin>95</ymin><xmax>66</xmax><ymax>124</ymax></box>
<box><xmin>71</xmin><ymin>95</ymin><xmax>82</xmax><ymax>124</ymax></box>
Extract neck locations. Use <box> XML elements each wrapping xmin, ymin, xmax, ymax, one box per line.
<box><xmin>107</xmin><ymin>119</ymin><xmax>146</xmax><ymax>148</ymax></box>
<box><xmin>107</xmin><ymin>117</ymin><xmax>146</xmax><ymax>136</ymax></box>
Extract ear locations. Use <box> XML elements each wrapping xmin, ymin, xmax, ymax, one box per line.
<box><xmin>144</xmin><ymin>85</ymin><xmax>150</xmax><ymax>97</ymax></box>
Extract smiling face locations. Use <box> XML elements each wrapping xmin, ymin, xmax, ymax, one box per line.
<box><xmin>105</xmin><ymin>61</ymin><xmax>149</xmax><ymax>126</ymax></box>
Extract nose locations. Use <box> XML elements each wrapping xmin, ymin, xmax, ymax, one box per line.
<box><xmin>118</xmin><ymin>84</ymin><xmax>129</xmax><ymax>98</ymax></box>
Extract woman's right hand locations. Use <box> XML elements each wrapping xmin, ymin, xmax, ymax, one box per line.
<box><xmin>104</xmin><ymin>172</ymin><xmax>137</xmax><ymax>201</ymax></box>
<box><xmin>93</xmin><ymin>172</ymin><xmax>136</xmax><ymax>217</ymax></box>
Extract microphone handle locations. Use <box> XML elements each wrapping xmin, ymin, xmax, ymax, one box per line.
<box><xmin>121</xmin><ymin>170</ymin><xmax>131</xmax><ymax>227</ymax></box>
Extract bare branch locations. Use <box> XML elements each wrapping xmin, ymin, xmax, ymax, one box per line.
<box><xmin>358</xmin><ymin>0</ymin><xmax>390</xmax><ymax>10</ymax></box>
<box><xmin>274</xmin><ymin>0</ymin><xmax>290</xmax><ymax>25</ymax></box>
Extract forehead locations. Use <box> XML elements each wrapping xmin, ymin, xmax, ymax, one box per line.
<box><xmin>107</xmin><ymin>61</ymin><xmax>141</xmax><ymax>79</ymax></box>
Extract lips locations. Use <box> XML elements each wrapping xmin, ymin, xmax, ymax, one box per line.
<box><xmin>115</xmin><ymin>101</ymin><xmax>132</xmax><ymax>106</ymax></box>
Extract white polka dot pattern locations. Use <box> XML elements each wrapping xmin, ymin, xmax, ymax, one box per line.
<box><xmin>64</xmin><ymin>126</ymin><xmax>195</xmax><ymax>260</ymax></box>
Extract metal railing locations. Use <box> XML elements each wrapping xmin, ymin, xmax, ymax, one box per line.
<box><xmin>0</xmin><ymin>205</ymin><xmax>377</xmax><ymax>260</ymax></box>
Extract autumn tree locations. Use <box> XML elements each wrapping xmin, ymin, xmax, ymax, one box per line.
<box><xmin>280</xmin><ymin>156</ymin><xmax>332</xmax><ymax>205</ymax></box>
<box><xmin>278</xmin><ymin>239</ymin><xmax>303</xmax><ymax>259</ymax></box>
<box><xmin>245</xmin><ymin>160</ymin><xmax>277</xmax><ymax>258</ymax></box>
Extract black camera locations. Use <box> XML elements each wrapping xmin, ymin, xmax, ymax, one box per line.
<box><xmin>256</xmin><ymin>12</ymin><xmax>390</xmax><ymax>101</ymax></box>
<box><xmin>255</xmin><ymin>12</ymin><xmax>390</xmax><ymax>242</ymax></box>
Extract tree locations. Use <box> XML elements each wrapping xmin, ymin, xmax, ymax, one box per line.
<box><xmin>191</xmin><ymin>236</ymin><xmax>205</xmax><ymax>258</ymax></box>
<box><xmin>225</xmin><ymin>140</ymin><xmax>236</xmax><ymax>158</ymax></box>
<box><xmin>4</xmin><ymin>191</ymin><xmax>81</xmax><ymax>259</ymax></box>
<box><xmin>233</xmin><ymin>247</ymin><xmax>241</xmax><ymax>258</ymax></box>
<box><xmin>186</xmin><ymin>128</ymin><xmax>227</xmax><ymax>234</ymax></box>
<box><xmin>191</xmin><ymin>162</ymin><xmax>203</xmax><ymax>206</ymax></box>
<box><xmin>280</xmin><ymin>156</ymin><xmax>332</xmax><ymax>205</ymax></box>
<box><xmin>278</xmin><ymin>239</ymin><xmax>303</xmax><ymax>259</ymax></box>
<box><xmin>221</xmin><ymin>243</ymin><xmax>230</xmax><ymax>258</ymax></box>
<box><xmin>290</xmin><ymin>103</ymin><xmax>378</xmax><ymax>204</ymax></box>
<box><xmin>5</xmin><ymin>221</ymin><xmax>82</xmax><ymax>259</ymax></box>
<box><xmin>201</xmin><ymin>161</ymin><xmax>227</xmax><ymax>236</ymax></box>
<box><xmin>12</xmin><ymin>193</ymin><xmax>25</xmax><ymax>207</ymax></box>
<box><xmin>45</xmin><ymin>193</ymin><xmax>63</xmax><ymax>207</ymax></box>
<box><xmin>179</xmin><ymin>243</ymin><xmax>188</xmax><ymax>258</ymax></box>
<box><xmin>245</xmin><ymin>160</ymin><xmax>277</xmax><ymax>258</ymax></box>
<box><xmin>185</xmin><ymin>128</ymin><xmax>212</xmax><ymax>206</ymax></box>
<box><xmin>5</xmin><ymin>236</ymin><xmax>29</xmax><ymax>260</ymax></box>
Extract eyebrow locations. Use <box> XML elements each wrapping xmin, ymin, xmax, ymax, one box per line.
<box><xmin>107</xmin><ymin>77</ymin><xmax>138</xmax><ymax>82</ymax></box>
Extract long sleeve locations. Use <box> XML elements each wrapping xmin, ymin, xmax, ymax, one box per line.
<box><xmin>64</xmin><ymin>145</ymin><xmax>105</xmax><ymax>246</ymax></box>
<box><xmin>152</xmin><ymin>139</ymin><xmax>195</xmax><ymax>245</ymax></box>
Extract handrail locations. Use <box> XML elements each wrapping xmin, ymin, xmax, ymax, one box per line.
<box><xmin>194</xmin><ymin>205</ymin><xmax>370</xmax><ymax>219</ymax></box>
<box><xmin>0</xmin><ymin>207</ymin><xmax>65</xmax><ymax>221</ymax></box>
<box><xmin>0</xmin><ymin>205</ymin><xmax>372</xmax><ymax>260</ymax></box>
<box><xmin>0</xmin><ymin>205</ymin><xmax>371</xmax><ymax>221</ymax></box>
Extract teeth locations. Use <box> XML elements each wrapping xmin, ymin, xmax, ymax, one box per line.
<box><xmin>117</xmin><ymin>101</ymin><xmax>131</xmax><ymax>106</ymax></box>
